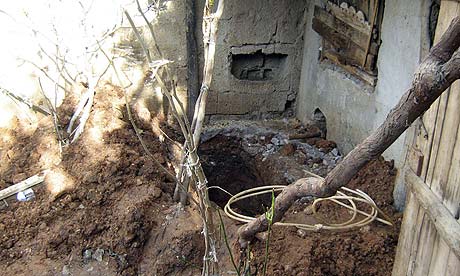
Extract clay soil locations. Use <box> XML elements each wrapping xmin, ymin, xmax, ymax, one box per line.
<box><xmin>246</xmin><ymin>158</ymin><xmax>401</xmax><ymax>276</ymax></box>
<box><xmin>0</xmin><ymin>84</ymin><xmax>401</xmax><ymax>276</ymax></box>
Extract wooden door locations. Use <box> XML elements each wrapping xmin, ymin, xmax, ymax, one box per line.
<box><xmin>392</xmin><ymin>1</ymin><xmax>460</xmax><ymax>275</ymax></box>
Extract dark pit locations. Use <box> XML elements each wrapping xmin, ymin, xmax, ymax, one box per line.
<box><xmin>199</xmin><ymin>135</ymin><xmax>271</xmax><ymax>216</ymax></box>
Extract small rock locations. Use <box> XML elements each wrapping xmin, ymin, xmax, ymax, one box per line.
<box><xmin>62</xmin><ymin>265</ymin><xmax>71</xmax><ymax>276</ymax></box>
<box><xmin>117</xmin><ymin>254</ymin><xmax>128</xmax><ymax>270</ymax></box>
<box><xmin>331</xmin><ymin>148</ymin><xmax>339</xmax><ymax>156</ymax></box>
<box><xmin>360</xmin><ymin>225</ymin><xmax>371</xmax><ymax>233</ymax></box>
<box><xmin>297</xmin><ymin>229</ymin><xmax>307</xmax><ymax>238</ymax></box>
<box><xmin>83</xmin><ymin>249</ymin><xmax>92</xmax><ymax>261</ymax></box>
<box><xmin>153</xmin><ymin>153</ymin><xmax>165</xmax><ymax>164</ymax></box>
<box><xmin>303</xmin><ymin>205</ymin><xmax>314</xmax><ymax>215</ymax></box>
<box><xmin>279</xmin><ymin>144</ymin><xmax>295</xmax><ymax>156</ymax></box>
<box><xmin>284</xmin><ymin>264</ymin><xmax>294</xmax><ymax>273</ymax></box>
<box><xmin>315</xmin><ymin>140</ymin><xmax>337</xmax><ymax>153</ymax></box>
<box><xmin>271</xmin><ymin>137</ymin><xmax>280</xmax><ymax>145</ymax></box>
<box><xmin>93</xmin><ymin>248</ymin><xmax>104</xmax><ymax>262</ymax></box>
<box><xmin>39</xmin><ymin>222</ymin><xmax>47</xmax><ymax>230</ymax></box>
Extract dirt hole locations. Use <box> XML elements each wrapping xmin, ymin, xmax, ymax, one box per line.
<box><xmin>199</xmin><ymin>135</ymin><xmax>271</xmax><ymax>216</ymax></box>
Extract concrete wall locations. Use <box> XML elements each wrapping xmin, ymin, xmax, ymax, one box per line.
<box><xmin>296</xmin><ymin>0</ymin><xmax>432</xmax><ymax>209</ymax></box>
<box><xmin>202</xmin><ymin>0</ymin><xmax>308</xmax><ymax>119</ymax></box>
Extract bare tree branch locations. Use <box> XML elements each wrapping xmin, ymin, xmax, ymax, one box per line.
<box><xmin>238</xmin><ymin>16</ymin><xmax>460</xmax><ymax>246</ymax></box>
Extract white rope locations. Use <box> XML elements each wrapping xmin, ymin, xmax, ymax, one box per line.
<box><xmin>223</xmin><ymin>181</ymin><xmax>393</xmax><ymax>231</ymax></box>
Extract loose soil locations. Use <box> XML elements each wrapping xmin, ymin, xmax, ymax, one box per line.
<box><xmin>0</xmin><ymin>84</ymin><xmax>401</xmax><ymax>275</ymax></box>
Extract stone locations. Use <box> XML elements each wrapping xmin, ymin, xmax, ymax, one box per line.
<box><xmin>331</xmin><ymin>148</ymin><xmax>339</xmax><ymax>156</ymax></box>
<box><xmin>297</xmin><ymin>229</ymin><xmax>307</xmax><ymax>238</ymax></box>
<box><xmin>279</xmin><ymin>144</ymin><xmax>295</xmax><ymax>156</ymax></box>
<box><xmin>315</xmin><ymin>139</ymin><xmax>337</xmax><ymax>153</ymax></box>
<box><xmin>284</xmin><ymin>264</ymin><xmax>294</xmax><ymax>273</ymax></box>
<box><xmin>93</xmin><ymin>248</ymin><xmax>104</xmax><ymax>262</ymax></box>
<box><xmin>83</xmin><ymin>249</ymin><xmax>92</xmax><ymax>261</ymax></box>
<box><xmin>303</xmin><ymin>205</ymin><xmax>314</xmax><ymax>215</ymax></box>
<box><xmin>62</xmin><ymin>265</ymin><xmax>71</xmax><ymax>276</ymax></box>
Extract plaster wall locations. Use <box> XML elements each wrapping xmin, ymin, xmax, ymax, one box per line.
<box><xmin>201</xmin><ymin>0</ymin><xmax>308</xmax><ymax>119</ymax></box>
<box><xmin>297</xmin><ymin>0</ymin><xmax>431</xmax><ymax>209</ymax></box>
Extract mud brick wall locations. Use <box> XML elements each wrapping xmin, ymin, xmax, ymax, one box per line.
<box><xmin>201</xmin><ymin>0</ymin><xmax>307</xmax><ymax>119</ymax></box>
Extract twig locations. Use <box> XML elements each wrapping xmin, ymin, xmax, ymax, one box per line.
<box><xmin>37</xmin><ymin>78</ymin><xmax>66</xmax><ymax>152</ymax></box>
<box><xmin>96</xmin><ymin>40</ymin><xmax>176</xmax><ymax>182</ymax></box>
<box><xmin>0</xmin><ymin>86</ymin><xmax>51</xmax><ymax>116</ymax></box>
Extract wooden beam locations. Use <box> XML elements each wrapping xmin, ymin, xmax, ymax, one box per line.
<box><xmin>314</xmin><ymin>5</ymin><xmax>371</xmax><ymax>51</ymax></box>
<box><xmin>406</xmin><ymin>169</ymin><xmax>460</xmax><ymax>259</ymax></box>
<box><xmin>322</xmin><ymin>50</ymin><xmax>377</xmax><ymax>85</ymax></box>
<box><xmin>312</xmin><ymin>17</ymin><xmax>378</xmax><ymax>67</ymax></box>
<box><xmin>325</xmin><ymin>2</ymin><xmax>371</xmax><ymax>34</ymax></box>
<box><xmin>0</xmin><ymin>172</ymin><xmax>46</xmax><ymax>201</ymax></box>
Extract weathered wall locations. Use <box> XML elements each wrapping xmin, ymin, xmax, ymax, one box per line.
<box><xmin>201</xmin><ymin>0</ymin><xmax>307</xmax><ymax>119</ymax></box>
<box><xmin>0</xmin><ymin>0</ymin><xmax>188</xmax><ymax>128</ymax></box>
<box><xmin>297</xmin><ymin>0</ymin><xmax>432</xmax><ymax>209</ymax></box>
<box><xmin>115</xmin><ymin>0</ymin><xmax>189</xmax><ymax>124</ymax></box>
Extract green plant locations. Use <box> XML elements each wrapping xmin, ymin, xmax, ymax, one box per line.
<box><xmin>262</xmin><ymin>189</ymin><xmax>275</xmax><ymax>276</ymax></box>
<box><xmin>217</xmin><ymin>209</ymin><xmax>240</xmax><ymax>276</ymax></box>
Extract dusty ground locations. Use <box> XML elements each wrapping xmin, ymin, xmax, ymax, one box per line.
<box><xmin>247</xmin><ymin>158</ymin><xmax>400</xmax><ymax>276</ymax></box>
<box><xmin>0</xmin><ymin>84</ymin><xmax>401</xmax><ymax>275</ymax></box>
<box><xmin>200</xmin><ymin>127</ymin><xmax>401</xmax><ymax>276</ymax></box>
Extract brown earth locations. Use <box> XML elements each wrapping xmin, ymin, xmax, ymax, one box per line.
<box><xmin>245</xmin><ymin>158</ymin><xmax>401</xmax><ymax>276</ymax></box>
<box><xmin>0</xmin><ymin>84</ymin><xmax>401</xmax><ymax>275</ymax></box>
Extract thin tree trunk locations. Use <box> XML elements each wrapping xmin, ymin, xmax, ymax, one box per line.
<box><xmin>185</xmin><ymin>0</ymin><xmax>199</xmax><ymax>121</ymax></box>
<box><xmin>238</xmin><ymin>16</ymin><xmax>460</xmax><ymax>246</ymax></box>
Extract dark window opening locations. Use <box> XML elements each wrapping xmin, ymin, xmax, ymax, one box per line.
<box><xmin>230</xmin><ymin>50</ymin><xmax>288</xmax><ymax>81</ymax></box>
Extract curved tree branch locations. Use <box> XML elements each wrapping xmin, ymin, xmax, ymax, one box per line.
<box><xmin>238</xmin><ymin>16</ymin><xmax>460</xmax><ymax>246</ymax></box>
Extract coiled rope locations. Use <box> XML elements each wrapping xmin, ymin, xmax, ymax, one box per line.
<box><xmin>223</xmin><ymin>174</ymin><xmax>393</xmax><ymax>231</ymax></box>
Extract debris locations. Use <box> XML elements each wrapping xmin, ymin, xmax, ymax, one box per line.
<box><xmin>62</xmin><ymin>265</ymin><xmax>71</xmax><ymax>276</ymax></box>
<box><xmin>83</xmin><ymin>249</ymin><xmax>92</xmax><ymax>261</ymax></box>
<box><xmin>270</xmin><ymin>137</ymin><xmax>280</xmax><ymax>145</ymax></box>
<box><xmin>16</xmin><ymin>188</ymin><xmax>35</xmax><ymax>202</ymax></box>
<box><xmin>279</xmin><ymin>144</ymin><xmax>295</xmax><ymax>156</ymax></box>
<box><xmin>0</xmin><ymin>171</ymin><xmax>46</xmax><ymax>201</ymax></box>
<box><xmin>93</xmin><ymin>248</ymin><xmax>104</xmax><ymax>262</ymax></box>
<box><xmin>331</xmin><ymin>148</ymin><xmax>339</xmax><ymax>156</ymax></box>
<box><xmin>296</xmin><ymin>229</ymin><xmax>307</xmax><ymax>238</ymax></box>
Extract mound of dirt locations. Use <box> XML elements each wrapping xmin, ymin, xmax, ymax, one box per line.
<box><xmin>246</xmin><ymin>158</ymin><xmax>401</xmax><ymax>276</ymax></box>
<box><xmin>0</xmin><ymin>87</ymin><xmax>401</xmax><ymax>276</ymax></box>
<box><xmin>0</xmin><ymin>84</ymin><xmax>187</xmax><ymax>275</ymax></box>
